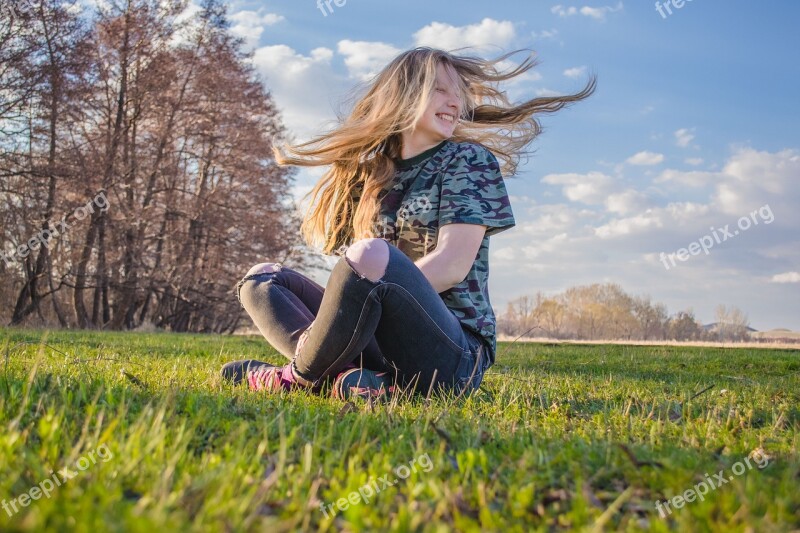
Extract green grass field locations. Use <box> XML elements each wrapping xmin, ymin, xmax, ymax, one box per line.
<box><xmin>1</xmin><ymin>328</ymin><xmax>798</xmax><ymax>532</ymax></box>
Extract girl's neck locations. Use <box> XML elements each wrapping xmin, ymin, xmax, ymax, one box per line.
<box><xmin>400</xmin><ymin>135</ymin><xmax>449</xmax><ymax>160</ymax></box>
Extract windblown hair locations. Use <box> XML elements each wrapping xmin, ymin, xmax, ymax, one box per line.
<box><xmin>274</xmin><ymin>47</ymin><xmax>596</xmax><ymax>255</ymax></box>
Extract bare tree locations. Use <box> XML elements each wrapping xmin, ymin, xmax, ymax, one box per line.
<box><xmin>535</xmin><ymin>297</ymin><xmax>565</xmax><ymax>338</ymax></box>
<box><xmin>633</xmin><ymin>296</ymin><xmax>668</xmax><ymax>340</ymax></box>
<box><xmin>498</xmin><ymin>285</ymin><xmax>714</xmax><ymax>342</ymax></box>
<box><xmin>1</xmin><ymin>0</ymin><xmax>303</xmax><ymax>332</ymax></box>
<box><xmin>500</xmin><ymin>294</ymin><xmax>539</xmax><ymax>337</ymax></box>
<box><xmin>666</xmin><ymin>310</ymin><xmax>702</xmax><ymax>341</ymax></box>
<box><xmin>714</xmin><ymin>304</ymin><xmax>750</xmax><ymax>341</ymax></box>
<box><xmin>2</xmin><ymin>0</ymin><xmax>89</xmax><ymax>326</ymax></box>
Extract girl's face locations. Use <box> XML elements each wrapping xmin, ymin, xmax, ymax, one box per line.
<box><xmin>410</xmin><ymin>63</ymin><xmax>462</xmax><ymax>146</ymax></box>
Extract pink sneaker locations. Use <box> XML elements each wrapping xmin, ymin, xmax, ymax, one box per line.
<box><xmin>247</xmin><ymin>362</ymin><xmax>319</xmax><ymax>393</ymax></box>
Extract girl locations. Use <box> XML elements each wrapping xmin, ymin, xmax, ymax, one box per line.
<box><xmin>221</xmin><ymin>47</ymin><xmax>595</xmax><ymax>400</ymax></box>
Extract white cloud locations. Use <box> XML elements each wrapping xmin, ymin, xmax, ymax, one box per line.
<box><xmin>771</xmin><ymin>272</ymin><xmax>800</xmax><ymax>283</ymax></box>
<box><xmin>714</xmin><ymin>147</ymin><xmax>800</xmax><ymax>216</ymax></box>
<box><xmin>552</xmin><ymin>2</ymin><xmax>624</xmax><ymax>20</ymax></box>
<box><xmin>663</xmin><ymin>201</ymin><xmax>711</xmax><ymax>221</ymax></box>
<box><xmin>229</xmin><ymin>10</ymin><xmax>284</xmax><ymax>50</ymax></box>
<box><xmin>626</xmin><ymin>151</ymin><xmax>664</xmax><ymax>166</ymax></box>
<box><xmin>532</xmin><ymin>28</ymin><xmax>560</xmax><ymax>40</ymax></box>
<box><xmin>250</xmin><ymin>44</ymin><xmax>345</xmax><ymax>141</ymax></box>
<box><xmin>169</xmin><ymin>1</ymin><xmax>205</xmax><ymax>47</ymax></box>
<box><xmin>655</xmin><ymin>168</ymin><xmax>717</xmax><ymax>187</ymax></box>
<box><xmin>413</xmin><ymin>18</ymin><xmax>516</xmax><ymax>52</ymax></box>
<box><xmin>493</xmin><ymin>246</ymin><xmax>517</xmax><ymax>262</ymax></box>
<box><xmin>517</xmin><ymin>205</ymin><xmax>585</xmax><ymax>236</ymax></box>
<box><xmin>337</xmin><ymin>40</ymin><xmax>401</xmax><ymax>81</ymax></box>
<box><xmin>563</xmin><ymin>66</ymin><xmax>587</xmax><ymax>78</ymax></box>
<box><xmin>595</xmin><ymin>210</ymin><xmax>664</xmax><ymax>238</ymax></box>
<box><xmin>535</xmin><ymin>88</ymin><xmax>562</xmax><ymax>97</ymax></box>
<box><xmin>685</xmin><ymin>157</ymin><xmax>704</xmax><ymax>166</ymax></box>
<box><xmin>580</xmin><ymin>2</ymin><xmax>624</xmax><ymax>20</ymax></box>
<box><xmin>520</xmin><ymin>232</ymin><xmax>571</xmax><ymax>260</ymax></box>
<box><xmin>675</xmin><ymin>127</ymin><xmax>695</xmax><ymax>148</ymax></box>
<box><xmin>606</xmin><ymin>189</ymin><xmax>649</xmax><ymax>215</ymax></box>
<box><xmin>542</xmin><ymin>171</ymin><xmax>615</xmax><ymax>204</ymax></box>
<box><xmin>551</xmin><ymin>5</ymin><xmax>578</xmax><ymax>17</ymax></box>
<box><xmin>653</xmin><ymin>148</ymin><xmax>799</xmax><ymax>225</ymax></box>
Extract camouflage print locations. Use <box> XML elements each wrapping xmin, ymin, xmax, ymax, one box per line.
<box><xmin>367</xmin><ymin>140</ymin><xmax>516</xmax><ymax>364</ymax></box>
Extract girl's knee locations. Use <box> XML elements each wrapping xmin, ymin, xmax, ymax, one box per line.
<box><xmin>238</xmin><ymin>262</ymin><xmax>282</xmax><ymax>307</ymax></box>
<box><xmin>344</xmin><ymin>238</ymin><xmax>389</xmax><ymax>282</ymax></box>
<box><xmin>245</xmin><ymin>262</ymin><xmax>281</xmax><ymax>277</ymax></box>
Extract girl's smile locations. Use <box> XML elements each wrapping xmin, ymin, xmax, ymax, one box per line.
<box><xmin>401</xmin><ymin>63</ymin><xmax>462</xmax><ymax>159</ymax></box>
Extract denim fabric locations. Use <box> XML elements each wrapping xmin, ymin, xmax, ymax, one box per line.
<box><xmin>236</xmin><ymin>242</ymin><xmax>489</xmax><ymax>396</ymax></box>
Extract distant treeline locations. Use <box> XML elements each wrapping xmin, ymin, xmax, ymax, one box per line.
<box><xmin>498</xmin><ymin>283</ymin><xmax>752</xmax><ymax>342</ymax></box>
<box><xmin>0</xmin><ymin>0</ymin><xmax>303</xmax><ymax>332</ymax></box>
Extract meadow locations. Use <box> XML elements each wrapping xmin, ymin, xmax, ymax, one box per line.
<box><xmin>1</xmin><ymin>328</ymin><xmax>798</xmax><ymax>532</ymax></box>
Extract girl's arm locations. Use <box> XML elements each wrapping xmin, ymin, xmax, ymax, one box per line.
<box><xmin>414</xmin><ymin>223</ymin><xmax>486</xmax><ymax>293</ymax></box>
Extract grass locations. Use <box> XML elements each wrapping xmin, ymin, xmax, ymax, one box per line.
<box><xmin>0</xmin><ymin>328</ymin><xmax>798</xmax><ymax>532</ymax></box>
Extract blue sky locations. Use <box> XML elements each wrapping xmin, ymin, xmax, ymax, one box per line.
<box><xmin>218</xmin><ymin>0</ymin><xmax>799</xmax><ymax>330</ymax></box>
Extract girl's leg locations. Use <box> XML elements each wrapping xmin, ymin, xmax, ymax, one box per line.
<box><xmin>236</xmin><ymin>262</ymin><xmax>319</xmax><ymax>359</ymax></box>
<box><xmin>236</xmin><ymin>262</ymin><xmax>388</xmax><ymax>371</ymax></box>
<box><xmin>294</xmin><ymin>238</ymin><xmax>487</xmax><ymax>395</ymax></box>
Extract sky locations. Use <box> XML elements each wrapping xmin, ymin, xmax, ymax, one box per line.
<box><xmin>214</xmin><ymin>0</ymin><xmax>799</xmax><ymax>330</ymax></box>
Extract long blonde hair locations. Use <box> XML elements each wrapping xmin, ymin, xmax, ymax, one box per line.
<box><xmin>274</xmin><ymin>47</ymin><xmax>596</xmax><ymax>255</ymax></box>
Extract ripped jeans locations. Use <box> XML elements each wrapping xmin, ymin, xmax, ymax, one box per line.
<box><xmin>235</xmin><ymin>241</ymin><xmax>489</xmax><ymax>396</ymax></box>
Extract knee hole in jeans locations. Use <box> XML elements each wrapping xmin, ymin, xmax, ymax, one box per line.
<box><xmin>344</xmin><ymin>238</ymin><xmax>389</xmax><ymax>282</ymax></box>
<box><xmin>236</xmin><ymin>263</ymin><xmax>282</xmax><ymax>305</ymax></box>
<box><xmin>245</xmin><ymin>262</ymin><xmax>282</xmax><ymax>277</ymax></box>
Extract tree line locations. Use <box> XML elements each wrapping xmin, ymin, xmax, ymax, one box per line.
<box><xmin>498</xmin><ymin>283</ymin><xmax>753</xmax><ymax>342</ymax></box>
<box><xmin>0</xmin><ymin>0</ymin><xmax>304</xmax><ymax>332</ymax></box>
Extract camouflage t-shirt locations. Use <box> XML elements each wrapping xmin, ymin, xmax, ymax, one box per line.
<box><xmin>372</xmin><ymin>139</ymin><xmax>516</xmax><ymax>365</ymax></box>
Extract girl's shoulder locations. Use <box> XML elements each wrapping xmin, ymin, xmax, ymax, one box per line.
<box><xmin>440</xmin><ymin>140</ymin><xmax>501</xmax><ymax>173</ymax></box>
<box><xmin>443</xmin><ymin>140</ymin><xmax>499</xmax><ymax>165</ymax></box>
